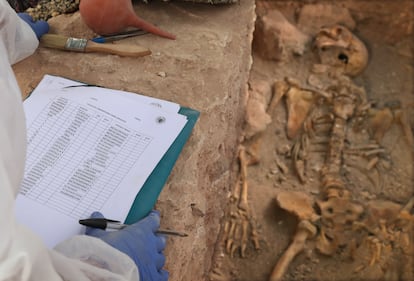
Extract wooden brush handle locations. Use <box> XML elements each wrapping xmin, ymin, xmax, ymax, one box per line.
<box><xmin>85</xmin><ymin>41</ymin><xmax>151</xmax><ymax>57</ymax></box>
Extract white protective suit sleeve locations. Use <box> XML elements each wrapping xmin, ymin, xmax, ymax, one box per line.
<box><xmin>0</xmin><ymin>2</ymin><xmax>139</xmax><ymax>280</ymax></box>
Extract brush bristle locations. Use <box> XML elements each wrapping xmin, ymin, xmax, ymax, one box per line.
<box><xmin>40</xmin><ymin>34</ymin><xmax>70</xmax><ymax>50</ymax></box>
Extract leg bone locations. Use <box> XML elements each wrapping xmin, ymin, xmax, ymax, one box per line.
<box><xmin>269</xmin><ymin>220</ymin><xmax>317</xmax><ymax>281</ymax></box>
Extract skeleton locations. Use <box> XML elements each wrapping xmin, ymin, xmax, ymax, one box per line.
<box><xmin>223</xmin><ymin>145</ymin><xmax>261</xmax><ymax>258</ymax></box>
<box><xmin>221</xmin><ymin>80</ymin><xmax>273</xmax><ymax>259</ymax></box>
<box><xmin>270</xmin><ymin>191</ymin><xmax>319</xmax><ymax>280</ymax></box>
<box><xmin>214</xmin><ymin>23</ymin><xmax>413</xmax><ymax>281</ymax></box>
<box><xmin>350</xmin><ymin>198</ymin><xmax>414</xmax><ymax>280</ymax></box>
<box><xmin>268</xmin><ymin>25</ymin><xmax>414</xmax><ymax>281</ymax></box>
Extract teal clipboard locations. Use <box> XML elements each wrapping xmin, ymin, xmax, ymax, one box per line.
<box><xmin>124</xmin><ymin>106</ymin><xmax>199</xmax><ymax>224</ymax></box>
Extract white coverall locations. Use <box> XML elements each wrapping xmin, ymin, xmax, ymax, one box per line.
<box><xmin>0</xmin><ymin>1</ymin><xmax>139</xmax><ymax>280</ymax></box>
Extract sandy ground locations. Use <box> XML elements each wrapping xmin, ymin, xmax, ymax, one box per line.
<box><xmin>210</xmin><ymin>1</ymin><xmax>414</xmax><ymax>281</ymax></box>
<box><xmin>13</xmin><ymin>0</ymin><xmax>414</xmax><ymax>281</ymax></box>
<box><xmin>13</xmin><ymin>1</ymin><xmax>255</xmax><ymax>280</ymax></box>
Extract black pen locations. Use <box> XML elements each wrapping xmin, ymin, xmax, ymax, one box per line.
<box><xmin>79</xmin><ymin>218</ymin><xmax>188</xmax><ymax>237</ymax></box>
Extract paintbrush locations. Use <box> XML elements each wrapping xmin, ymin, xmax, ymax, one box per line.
<box><xmin>40</xmin><ymin>34</ymin><xmax>151</xmax><ymax>57</ymax></box>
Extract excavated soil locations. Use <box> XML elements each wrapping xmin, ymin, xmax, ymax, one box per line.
<box><xmin>211</xmin><ymin>1</ymin><xmax>414</xmax><ymax>281</ymax></box>
<box><xmin>12</xmin><ymin>1</ymin><xmax>414</xmax><ymax>281</ymax></box>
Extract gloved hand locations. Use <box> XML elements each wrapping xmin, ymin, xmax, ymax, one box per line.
<box><xmin>17</xmin><ymin>13</ymin><xmax>49</xmax><ymax>39</ymax></box>
<box><xmin>85</xmin><ymin>211</ymin><xmax>169</xmax><ymax>281</ymax></box>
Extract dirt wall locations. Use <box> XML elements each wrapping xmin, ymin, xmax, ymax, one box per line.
<box><xmin>209</xmin><ymin>1</ymin><xmax>414</xmax><ymax>281</ymax></box>
<box><xmin>13</xmin><ymin>1</ymin><xmax>256</xmax><ymax>280</ymax></box>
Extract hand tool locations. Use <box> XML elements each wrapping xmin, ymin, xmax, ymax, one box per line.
<box><xmin>40</xmin><ymin>33</ymin><xmax>151</xmax><ymax>57</ymax></box>
<box><xmin>79</xmin><ymin>218</ymin><xmax>189</xmax><ymax>237</ymax></box>
<box><xmin>91</xmin><ymin>29</ymin><xmax>148</xmax><ymax>43</ymax></box>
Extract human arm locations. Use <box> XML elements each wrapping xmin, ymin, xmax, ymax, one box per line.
<box><xmin>0</xmin><ymin>1</ymin><xmax>148</xmax><ymax>280</ymax></box>
<box><xmin>17</xmin><ymin>12</ymin><xmax>49</xmax><ymax>39</ymax></box>
<box><xmin>1</xmin><ymin>0</ymin><xmax>39</xmax><ymax>64</ymax></box>
<box><xmin>85</xmin><ymin>211</ymin><xmax>169</xmax><ymax>281</ymax></box>
<box><xmin>0</xmin><ymin>2</ymin><xmax>62</xmax><ymax>280</ymax></box>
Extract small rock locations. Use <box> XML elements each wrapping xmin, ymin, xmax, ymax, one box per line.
<box><xmin>269</xmin><ymin>168</ymin><xmax>278</xmax><ymax>175</ymax></box>
<box><xmin>157</xmin><ymin>71</ymin><xmax>167</xmax><ymax>78</ymax></box>
<box><xmin>277</xmin><ymin>144</ymin><xmax>291</xmax><ymax>155</ymax></box>
<box><xmin>244</xmin><ymin>81</ymin><xmax>273</xmax><ymax>139</ymax></box>
<box><xmin>253</xmin><ymin>10</ymin><xmax>310</xmax><ymax>61</ymax></box>
<box><xmin>249</xmin><ymin>79</ymin><xmax>273</xmax><ymax>105</ymax></box>
<box><xmin>190</xmin><ymin>203</ymin><xmax>205</xmax><ymax>217</ymax></box>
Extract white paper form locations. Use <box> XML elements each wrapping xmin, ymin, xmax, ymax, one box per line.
<box><xmin>30</xmin><ymin>75</ymin><xmax>181</xmax><ymax>114</ymax></box>
<box><xmin>16</xmin><ymin>80</ymin><xmax>187</xmax><ymax>248</ymax></box>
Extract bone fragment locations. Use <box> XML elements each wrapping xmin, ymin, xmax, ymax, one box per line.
<box><xmin>226</xmin><ymin>218</ymin><xmax>236</xmax><ymax>253</ymax></box>
<box><xmin>291</xmin><ymin>137</ymin><xmax>308</xmax><ymax>183</ymax></box>
<box><xmin>251</xmin><ymin>227</ymin><xmax>260</xmax><ymax>250</ymax></box>
<box><xmin>366</xmin><ymin>157</ymin><xmax>379</xmax><ymax>171</ymax></box>
<box><xmin>223</xmin><ymin>220</ymin><xmax>230</xmax><ymax>238</ymax></box>
<box><xmin>246</xmin><ymin>137</ymin><xmax>262</xmax><ymax>165</ymax></box>
<box><xmin>314</xmin><ymin>25</ymin><xmax>369</xmax><ymax>76</ymax></box>
<box><xmin>276</xmin><ymin>191</ymin><xmax>318</xmax><ymax>222</ymax></box>
<box><xmin>231</xmin><ymin>178</ymin><xmax>241</xmax><ymax>202</ymax></box>
<box><xmin>238</xmin><ymin>147</ymin><xmax>250</xmax><ymax>211</ymax></box>
<box><xmin>268</xmin><ymin>80</ymin><xmax>289</xmax><ymax>114</ymax></box>
<box><xmin>347</xmin><ymin>143</ymin><xmax>382</xmax><ymax>151</ymax></box>
<box><xmin>240</xmin><ymin>220</ymin><xmax>249</xmax><ymax>257</ymax></box>
<box><xmin>369</xmin><ymin>107</ymin><xmax>394</xmax><ymax>143</ymax></box>
<box><xmin>244</xmin><ymin>89</ymin><xmax>272</xmax><ymax>139</ymax></box>
<box><xmin>285</xmin><ymin>87</ymin><xmax>315</xmax><ymax>139</ymax></box>
<box><xmin>369</xmin><ymin>238</ymin><xmax>381</xmax><ymax>266</ymax></box>
<box><xmin>315</xmin><ymin>228</ymin><xmax>337</xmax><ymax>255</ymax></box>
<box><xmin>363</xmin><ymin>148</ymin><xmax>386</xmax><ymax>157</ymax></box>
<box><xmin>274</xmin><ymin>153</ymin><xmax>289</xmax><ymax>174</ymax></box>
<box><xmin>294</xmin><ymin>159</ymin><xmax>306</xmax><ymax>183</ymax></box>
<box><xmin>230</xmin><ymin>222</ymin><xmax>242</xmax><ymax>257</ymax></box>
<box><xmin>269</xmin><ymin>220</ymin><xmax>317</xmax><ymax>281</ymax></box>
<box><xmin>322</xmin><ymin>117</ymin><xmax>347</xmax><ymax>182</ymax></box>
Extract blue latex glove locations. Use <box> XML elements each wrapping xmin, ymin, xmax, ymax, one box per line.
<box><xmin>85</xmin><ymin>211</ymin><xmax>169</xmax><ymax>281</ymax></box>
<box><xmin>17</xmin><ymin>13</ymin><xmax>49</xmax><ymax>39</ymax></box>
